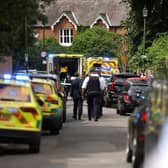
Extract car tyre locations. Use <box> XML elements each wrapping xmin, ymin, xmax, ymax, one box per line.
<box><xmin>126</xmin><ymin>140</ymin><xmax>132</xmax><ymax>163</ymax></box>
<box><xmin>29</xmin><ymin>136</ymin><xmax>41</xmax><ymax>153</ymax></box>
<box><xmin>118</xmin><ymin>99</ymin><xmax>124</xmax><ymax>115</ymax></box>
<box><xmin>62</xmin><ymin>98</ymin><xmax>67</xmax><ymax>122</ymax></box>
<box><xmin>132</xmin><ymin>137</ymin><xmax>142</xmax><ymax>168</ymax></box>
<box><xmin>50</xmin><ymin>128</ymin><xmax>59</xmax><ymax>135</ymax></box>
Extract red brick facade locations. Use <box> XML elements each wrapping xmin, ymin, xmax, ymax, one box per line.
<box><xmin>34</xmin><ymin>15</ymin><xmax>127</xmax><ymax>45</ymax></box>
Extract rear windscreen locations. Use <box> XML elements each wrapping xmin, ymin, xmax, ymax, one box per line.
<box><xmin>0</xmin><ymin>84</ymin><xmax>30</xmax><ymax>102</ymax></box>
<box><xmin>32</xmin><ymin>82</ymin><xmax>53</xmax><ymax>95</ymax></box>
<box><xmin>129</xmin><ymin>85</ymin><xmax>150</xmax><ymax>95</ymax></box>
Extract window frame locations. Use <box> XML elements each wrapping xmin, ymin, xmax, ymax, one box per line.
<box><xmin>59</xmin><ymin>28</ymin><xmax>73</xmax><ymax>46</ymax></box>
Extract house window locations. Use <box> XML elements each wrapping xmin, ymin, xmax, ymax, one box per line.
<box><xmin>59</xmin><ymin>28</ymin><xmax>73</xmax><ymax>46</ymax></box>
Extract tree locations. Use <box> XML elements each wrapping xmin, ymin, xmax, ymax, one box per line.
<box><xmin>122</xmin><ymin>0</ymin><xmax>168</xmax><ymax>73</ymax></box>
<box><xmin>146</xmin><ymin>33</ymin><xmax>168</xmax><ymax>77</ymax></box>
<box><xmin>71</xmin><ymin>27</ymin><xmax>122</xmax><ymax>58</ymax></box>
<box><xmin>122</xmin><ymin>0</ymin><xmax>168</xmax><ymax>50</ymax></box>
<box><xmin>0</xmin><ymin>0</ymin><xmax>54</xmax><ymax>56</ymax></box>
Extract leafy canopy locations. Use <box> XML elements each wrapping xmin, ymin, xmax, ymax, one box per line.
<box><xmin>0</xmin><ymin>0</ymin><xmax>54</xmax><ymax>55</ymax></box>
<box><xmin>147</xmin><ymin>33</ymin><xmax>168</xmax><ymax>76</ymax></box>
<box><xmin>71</xmin><ymin>27</ymin><xmax>122</xmax><ymax>58</ymax></box>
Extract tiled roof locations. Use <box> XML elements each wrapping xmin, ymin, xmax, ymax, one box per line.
<box><xmin>44</xmin><ymin>0</ymin><xmax>128</xmax><ymax>27</ymax></box>
<box><xmin>51</xmin><ymin>10</ymin><xmax>79</xmax><ymax>30</ymax></box>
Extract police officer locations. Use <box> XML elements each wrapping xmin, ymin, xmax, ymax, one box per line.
<box><xmin>81</xmin><ymin>68</ymin><xmax>104</xmax><ymax>121</ymax></box>
<box><xmin>70</xmin><ymin>72</ymin><xmax>83</xmax><ymax>120</ymax></box>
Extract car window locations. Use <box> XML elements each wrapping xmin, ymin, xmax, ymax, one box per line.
<box><xmin>0</xmin><ymin>84</ymin><xmax>30</xmax><ymax>102</ymax></box>
<box><xmin>32</xmin><ymin>82</ymin><xmax>53</xmax><ymax>95</ymax></box>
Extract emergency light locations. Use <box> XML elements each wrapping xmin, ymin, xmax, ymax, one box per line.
<box><xmin>16</xmin><ymin>75</ymin><xmax>29</xmax><ymax>81</ymax></box>
<box><xmin>4</xmin><ymin>74</ymin><xmax>12</xmax><ymax>80</ymax></box>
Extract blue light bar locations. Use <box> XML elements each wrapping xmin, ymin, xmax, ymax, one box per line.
<box><xmin>16</xmin><ymin>75</ymin><xmax>29</xmax><ymax>81</ymax></box>
<box><xmin>4</xmin><ymin>74</ymin><xmax>11</xmax><ymax>80</ymax></box>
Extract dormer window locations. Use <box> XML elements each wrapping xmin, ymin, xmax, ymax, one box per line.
<box><xmin>59</xmin><ymin>28</ymin><xmax>73</xmax><ymax>46</ymax></box>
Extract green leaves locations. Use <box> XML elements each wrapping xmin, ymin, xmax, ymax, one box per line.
<box><xmin>147</xmin><ymin>33</ymin><xmax>168</xmax><ymax>76</ymax></box>
<box><xmin>72</xmin><ymin>27</ymin><xmax>122</xmax><ymax>58</ymax></box>
<box><xmin>0</xmin><ymin>0</ymin><xmax>54</xmax><ymax>55</ymax></box>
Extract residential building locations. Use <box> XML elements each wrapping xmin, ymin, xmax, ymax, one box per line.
<box><xmin>34</xmin><ymin>0</ymin><xmax>128</xmax><ymax>47</ymax></box>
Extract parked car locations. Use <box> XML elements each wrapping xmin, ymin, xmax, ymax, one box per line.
<box><xmin>126</xmin><ymin>83</ymin><xmax>151</xmax><ymax>168</ymax></box>
<box><xmin>0</xmin><ymin>74</ymin><xmax>42</xmax><ymax>153</ymax></box>
<box><xmin>31</xmin><ymin>78</ymin><xmax>63</xmax><ymax>134</ymax></box>
<box><xmin>28</xmin><ymin>73</ymin><xmax>67</xmax><ymax>122</ymax></box>
<box><xmin>104</xmin><ymin>73</ymin><xmax>139</xmax><ymax>107</ymax></box>
<box><xmin>144</xmin><ymin>80</ymin><xmax>168</xmax><ymax>160</ymax></box>
<box><xmin>117</xmin><ymin>77</ymin><xmax>149</xmax><ymax>115</ymax></box>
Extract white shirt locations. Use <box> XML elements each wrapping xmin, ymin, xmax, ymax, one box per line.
<box><xmin>81</xmin><ymin>74</ymin><xmax>104</xmax><ymax>90</ymax></box>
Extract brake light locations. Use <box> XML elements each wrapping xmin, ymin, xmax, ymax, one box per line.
<box><xmin>123</xmin><ymin>93</ymin><xmax>131</xmax><ymax>103</ymax></box>
<box><xmin>109</xmin><ymin>82</ymin><xmax>115</xmax><ymax>91</ymax></box>
<box><xmin>139</xmin><ymin>135</ymin><xmax>145</xmax><ymax>142</ymax></box>
<box><xmin>141</xmin><ymin>111</ymin><xmax>147</xmax><ymax>122</ymax></box>
<box><xmin>20</xmin><ymin>107</ymin><xmax>38</xmax><ymax>116</ymax></box>
<box><xmin>46</xmin><ymin>95</ymin><xmax>58</xmax><ymax>105</ymax></box>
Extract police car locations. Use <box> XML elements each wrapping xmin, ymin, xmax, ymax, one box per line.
<box><xmin>31</xmin><ymin>78</ymin><xmax>63</xmax><ymax>134</ymax></box>
<box><xmin>0</xmin><ymin>74</ymin><xmax>42</xmax><ymax>153</ymax></box>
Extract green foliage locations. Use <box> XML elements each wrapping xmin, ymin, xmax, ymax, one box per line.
<box><xmin>26</xmin><ymin>37</ymin><xmax>70</xmax><ymax>70</ymax></box>
<box><xmin>146</xmin><ymin>33</ymin><xmax>168</xmax><ymax>77</ymax></box>
<box><xmin>71</xmin><ymin>27</ymin><xmax>122</xmax><ymax>58</ymax></box>
<box><xmin>0</xmin><ymin>0</ymin><xmax>54</xmax><ymax>55</ymax></box>
<box><xmin>37</xmin><ymin>37</ymin><xmax>68</xmax><ymax>53</ymax></box>
<box><xmin>122</xmin><ymin>0</ymin><xmax>168</xmax><ymax>74</ymax></box>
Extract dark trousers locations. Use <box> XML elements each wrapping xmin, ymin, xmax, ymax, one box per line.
<box><xmin>87</xmin><ymin>93</ymin><xmax>100</xmax><ymax>120</ymax></box>
<box><xmin>98</xmin><ymin>91</ymin><xmax>104</xmax><ymax>118</ymax></box>
<box><xmin>73</xmin><ymin>98</ymin><xmax>83</xmax><ymax>119</ymax></box>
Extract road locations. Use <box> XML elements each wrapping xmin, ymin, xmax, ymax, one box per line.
<box><xmin>0</xmin><ymin>99</ymin><xmax>131</xmax><ymax>168</ymax></box>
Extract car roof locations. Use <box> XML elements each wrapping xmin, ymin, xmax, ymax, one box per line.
<box><xmin>0</xmin><ymin>79</ymin><xmax>30</xmax><ymax>86</ymax></box>
<box><xmin>112</xmin><ymin>73</ymin><xmax>140</xmax><ymax>78</ymax></box>
<box><xmin>31</xmin><ymin>78</ymin><xmax>54</xmax><ymax>85</ymax></box>
<box><xmin>126</xmin><ymin>79</ymin><xmax>150</xmax><ymax>86</ymax></box>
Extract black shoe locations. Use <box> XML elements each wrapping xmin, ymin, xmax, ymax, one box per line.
<box><xmin>72</xmin><ymin>116</ymin><xmax>77</xmax><ymax>120</ymax></box>
<box><xmin>94</xmin><ymin>118</ymin><xmax>98</xmax><ymax>122</ymax></box>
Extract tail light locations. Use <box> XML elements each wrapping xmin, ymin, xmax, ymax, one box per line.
<box><xmin>141</xmin><ymin>111</ymin><xmax>147</xmax><ymax>122</ymax></box>
<box><xmin>20</xmin><ymin>107</ymin><xmax>38</xmax><ymax>116</ymax></box>
<box><xmin>46</xmin><ymin>95</ymin><xmax>58</xmax><ymax>105</ymax></box>
<box><xmin>109</xmin><ymin>82</ymin><xmax>115</xmax><ymax>91</ymax></box>
<box><xmin>139</xmin><ymin>135</ymin><xmax>145</xmax><ymax>142</ymax></box>
<box><xmin>123</xmin><ymin>93</ymin><xmax>131</xmax><ymax>103</ymax></box>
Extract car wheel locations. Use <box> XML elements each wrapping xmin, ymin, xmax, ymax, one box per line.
<box><xmin>29</xmin><ymin>136</ymin><xmax>41</xmax><ymax>153</ymax></box>
<box><xmin>62</xmin><ymin>98</ymin><xmax>67</xmax><ymax>122</ymax></box>
<box><xmin>59</xmin><ymin>120</ymin><xmax>63</xmax><ymax>129</ymax></box>
<box><xmin>50</xmin><ymin>128</ymin><xmax>59</xmax><ymax>135</ymax></box>
<box><xmin>126</xmin><ymin>139</ymin><xmax>132</xmax><ymax>163</ymax></box>
<box><xmin>104</xmin><ymin>96</ymin><xmax>111</xmax><ymax>107</ymax></box>
<box><xmin>132</xmin><ymin>137</ymin><xmax>142</xmax><ymax>168</ymax></box>
<box><xmin>118</xmin><ymin>100</ymin><xmax>124</xmax><ymax>115</ymax></box>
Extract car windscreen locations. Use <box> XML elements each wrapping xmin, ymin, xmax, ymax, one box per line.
<box><xmin>32</xmin><ymin>82</ymin><xmax>53</xmax><ymax>95</ymax></box>
<box><xmin>0</xmin><ymin>84</ymin><xmax>30</xmax><ymax>102</ymax></box>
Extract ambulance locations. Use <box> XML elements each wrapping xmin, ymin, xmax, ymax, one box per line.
<box><xmin>0</xmin><ymin>74</ymin><xmax>42</xmax><ymax>153</ymax></box>
<box><xmin>86</xmin><ymin>56</ymin><xmax>119</xmax><ymax>77</ymax></box>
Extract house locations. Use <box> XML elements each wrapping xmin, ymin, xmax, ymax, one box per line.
<box><xmin>34</xmin><ymin>0</ymin><xmax>128</xmax><ymax>47</ymax></box>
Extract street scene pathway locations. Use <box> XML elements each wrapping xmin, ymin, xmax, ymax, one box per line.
<box><xmin>0</xmin><ymin>99</ymin><xmax>131</xmax><ymax>168</ymax></box>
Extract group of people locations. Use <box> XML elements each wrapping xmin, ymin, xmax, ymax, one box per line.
<box><xmin>70</xmin><ymin>68</ymin><xmax>106</xmax><ymax>122</ymax></box>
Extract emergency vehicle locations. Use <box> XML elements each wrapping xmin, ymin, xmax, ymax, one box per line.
<box><xmin>86</xmin><ymin>57</ymin><xmax>119</xmax><ymax>77</ymax></box>
<box><xmin>47</xmin><ymin>53</ymin><xmax>85</xmax><ymax>78</ymax></box>
<box><xmin>31</xmin><ymin>78</ymin><xmax>63</xmax><ymax>134</ymax></box>
<box><xmin>0</xmin><ymin>74</ymin><xmax>42</xmax><ymax>153</ymax></box>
